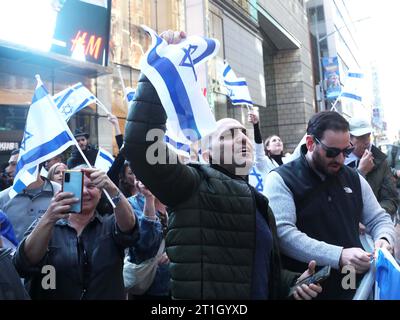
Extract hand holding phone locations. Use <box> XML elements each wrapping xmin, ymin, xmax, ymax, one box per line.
<box><xmin>288</xmin><ymin>265</ymin><xmax>331</xmax><ymax>297</ymax></box>
<box><xmin>62</xmin><ymin>170</ymin><xmax>83</xmax><ymax>213</ymax></box>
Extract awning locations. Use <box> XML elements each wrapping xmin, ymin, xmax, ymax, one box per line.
<box><xmin>257</xmin><ymin>3</ymin><xmax>301</xmax><ymax>50</ymax></box>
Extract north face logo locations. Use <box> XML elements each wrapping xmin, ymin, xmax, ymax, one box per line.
<box><xmin>343</xmin><ymin>187</ymin><xmax>353</xmax><ymax>194</ymax></box>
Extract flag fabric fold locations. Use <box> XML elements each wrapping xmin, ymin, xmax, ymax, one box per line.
<box><xmin>53</xmin><ymin>82</ymin><xmax>96</xmax><ymax>121</ymax></box>
<box><xmin>140</xmin><ymin>25</ymin><xmax>219</xmax><ymax>143</ymax></box>
<box><xmin>10</xmin><ymin>77</ymin><xmax>75</xmax><ymax>198</ymax></box>
<box><xmin>341</xmin><ymin>71</ymin><xmax>364</xmax><ymax>103</ymax></box>
<box><xmin>94</xmin><ymin>147</ymin><xmax>115</xmax><ymax>172</ymax></box>
<box><xmin>375</xmin><ymin>248</ymin><xmax>400</xmax><ymax>300</ymax></box>
<box><xmin>222</xmin><ymin>61</ymin><xmax>253</xmax><ymax>106</ymax></box>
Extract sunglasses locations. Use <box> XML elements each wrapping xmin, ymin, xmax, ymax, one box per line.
<box><xmin>314</xmin><ymin>137</ymin><xmax>354</xmax><ymax>158</ymax></box>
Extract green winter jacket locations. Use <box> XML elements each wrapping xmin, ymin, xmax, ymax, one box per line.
<box><xmin>365</xmin><ymin>145</ymin><xmax>399</xmax><ymax>216</ymax></box>
<box><xmin>123</xmin><ymin>75</ymin><xmax>298</xmax><ymax>299</ymax></box>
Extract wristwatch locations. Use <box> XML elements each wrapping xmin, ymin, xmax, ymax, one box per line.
<box><xmin>111</xmin><ymin>190</ymin><xmax>122</xmax><ymax>206</ymax></box>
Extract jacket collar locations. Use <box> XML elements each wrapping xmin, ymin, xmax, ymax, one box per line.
<box><xmin>55</xmin><ymin>211</ymin><xmax>104</xmax><ymax>227</ymax></box>
<box><xmin>210</xmin><ymin>164</ymin><xmax>249</xmax><ymax>183</ymax></box>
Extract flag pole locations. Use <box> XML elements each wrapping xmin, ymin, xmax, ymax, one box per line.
<box><xmin>330</xmin><ymin>90</ymin><xmax>343</xmax><ymax>111</ymax></box>
<box><xmin>94</xmin><ymin>97</ymin><xmax>111</xmax><ymax>115</ymax></box>
<box><xmin>116</xmin><ymin>65</ymin><xmax>127</xmax><ymax>102</ymax></box>
<box><xmin>35</xmin><ymin>75</ymin><xmax>116</xmax><ymax>209</ymax></box>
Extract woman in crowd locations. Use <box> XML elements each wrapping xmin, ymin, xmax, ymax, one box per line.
<box><xmin>13</xmin><ymin>167</ymin><xmax>139</xmax><ymax>299</ymax></box>
<box><xmin>47</xmin><ymin>162</ymin><xmax>68</xmax><ymax>185</ymax></box>
<box><xmin>264</xmin><ymin>135</ymin><xmax>287</xmax><ymax>169</ymax></box>
<box><xmin>119</xmin><ymin>161</ymin><xmax>138</xmax><ymax>198</ymax></box>
<box><xmin>126</xmin><ymin>181</ymin><xmax>170</xmax><ymax>299</ymax></box>
<box><xmin>249</xmin><ymin>111</ymin><xmax>287</xmax><ymax>175</ymax></box>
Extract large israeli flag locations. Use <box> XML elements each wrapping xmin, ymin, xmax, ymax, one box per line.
<box><xmin>222</xmin><ymin>61</ymin><xmax>253</xmax><ymax>106</ymax></box>
<box><xmin>341</xmin><ymin>71</ymin><xmax>364</xmax><ymax>102</ymax></box>
<box><xmin>94</xmin><ymin>147</ymin><xmax>114</xmax><ymax>172</ymax></box>
<box><xmin>375</xmin><ymin>248</ymin><xmax>400</xmax><ymax>300</ymax></box>
<box><xmin>10</xmin><ymin>77</ymin><xmax>75</xmax><ymax>198</ymax></box>
<box><xmin>140</xmin><ymin>25</ymin><xmax>219</xmax><ymax>143</ymax></box>
<box><xmin>53</xmin><ymin>83</ymin><xmax>96</xmax><ymax>122</ymax></box>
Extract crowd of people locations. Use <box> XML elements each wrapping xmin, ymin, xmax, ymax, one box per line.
<box><xmin>0</xmin><ymin>30</ymin><xmax>398</xmax><ymax>300</ymax></box>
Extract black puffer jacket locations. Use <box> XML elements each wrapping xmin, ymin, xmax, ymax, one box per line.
<box><xmin>123</xmin><ymin>75</ymin><xmax>297</xmax><ymax>299</ymax></box>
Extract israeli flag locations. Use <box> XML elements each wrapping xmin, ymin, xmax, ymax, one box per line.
<box><xmin>341</xmin><ymin>71</ymin><xmax>363</xmax><ymax>102</ymax></box>
<box><xmin>53</xmin><ymin>83</ymin><xmax>96</xmax><ymax>122</ymax></box>
<box><xmin>140</xmin><ymin>25</ymin><xmax>219</xmax><ymax>143</ymax></box>
<box><xmin>124</xmin><ymin>87</ymin><xmax>136</xmax><ymax>103</ymax></box>
<box><xmin>164</xmin><ymin>133</ymin><xmax>191</xmax><ymax>157</ymax></box>
<box><xmin>95</xmin><ymin>147</ymin><xmax>114</xmax><ymax>172</ymax></box>
<box><xmin>10</xmin><ymin>76</ymin><xmax>75</xmax><ymax>199</ymax></box>
<box><xmin>375</xmin><ymin>248</ymin><xmax>400</xmax><ymax>300</ymax></box>
<box><xmin>249</xmin><ymin>167</ymin><xmax>264</xmax><ymax>192</ymax></box>
<box><xmin>0</xmin><ymin>210</ymin><xmax>19</xmax><ymax>248</ymax></box>
<box><xmin>222</xmin><ymin>61</ymin><xmax>253</xmax><ymax>106</ymax></box>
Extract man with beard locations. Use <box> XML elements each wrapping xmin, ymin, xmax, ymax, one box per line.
<box><xmin>265</xmin><ymin>111</ymin><xmax>395</xmax><ymax>299</ymax></box>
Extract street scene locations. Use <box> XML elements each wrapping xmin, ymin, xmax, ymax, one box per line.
<box><xmin>0</xmin><ymin>0</ymin><xmax>399</xmax><ymax>302</ymax></box>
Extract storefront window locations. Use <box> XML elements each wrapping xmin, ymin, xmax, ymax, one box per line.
<box><xmin>110</xmin><ymin>0</ymin><xmax>185</xmax><ymax>69</ymax></box>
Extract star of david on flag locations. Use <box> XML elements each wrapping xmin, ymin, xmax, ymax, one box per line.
<box><xmin>140</xmin><ymin>25</ymin><xmax>219</xmax><ymax>144</ymax></box>
<box><xmin>53</xmin><ymin>83</ymin><xmax>96</xmax><ymax>122</ymax></box>
<box><xmin>249</xmin><ymin>167</ymin><xmax>264</xmax><ymax>192</ymax></box>
<box><xmin>10</xmin><ymin>76</ymin><xmax>76</xmax><ymax>198</ymax></box>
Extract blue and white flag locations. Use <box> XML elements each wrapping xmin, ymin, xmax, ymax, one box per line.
<box><xmin>140</xmin><ymin>25</ymin><xmax>219</xmax><ymax>143</ymax></box>
<box><xmin>94</xmin><ymin>147</ymin><xmax>114</xmax><ymax>173</ymax></box>
<box><xmin>165</xmin><ymin>133</ymin><xmax>191</xmax><ymax>158</ymax></box>
<box><xmin>249</xmin><ymin>167</ymin><xmax>264</xmax><ymax>192</ymax></box>
<box><xmin>124</xmin><ymin>87</ymin><xmax>136</xmax><ymax>103</ymax></box>
<box><xmin>375</xmin><ymin>248</ymin><xmax>400</xmax><ymax>300</ymax></box>
<box><xmin>341</xmin><ymin>71</ymin><xmax>364</xmax><ymax>103</ymax></box>
<box><xmin>10</xmin><ymin>76</ymin><xmax>75</xmax><ymax>198</ymax></box>
<box><xmin>222</xmin><ymin>61</ymin><xmax>253</xmax><ymax>106</ymax></box>
<box><xmin>53</xmin><ymin>83</ymin><xmax>96</xmax><ymax>122</ymax></box>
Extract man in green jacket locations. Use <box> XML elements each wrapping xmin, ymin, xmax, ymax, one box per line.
<box><xmin>345</xmin><ymin>118</ymin><xmax>399</xmax><ymax>217</ymax></box>
<box><xmin>123</xmin><ymin>30</ymin><xmax>322</xmax><ymax>300</ymax></box>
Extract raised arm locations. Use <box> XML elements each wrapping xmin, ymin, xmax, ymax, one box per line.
<box><xmin>19</xmin><ymin>191</ymin><xmax>75</xmax><ymax>266</ymax></box>
<box><xmin>83</xmin><ymin>168</ymin><xmax>135</xmax><ymax>233</ymax></box>
<box><xmin>123</xmin><ymin>75</ymin><xmax>201</xmax><ymax>207</ymax></box>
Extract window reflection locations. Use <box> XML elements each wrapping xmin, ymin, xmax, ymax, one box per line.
<box><xmin>110</xmin><ymin>0</ymin><xmax>185</xmax><ymax>69</ymax></box>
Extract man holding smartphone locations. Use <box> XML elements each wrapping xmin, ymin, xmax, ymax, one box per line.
<box><xmin>265</xmin><ymin>111</ymin><xmax>395</xmax><ymax>299</ymax></box>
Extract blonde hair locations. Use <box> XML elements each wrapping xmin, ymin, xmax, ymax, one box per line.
<box><xmin>47</xmin><ymin>162</ymin><xmax>67</xmax><ymax>182</ymax></box>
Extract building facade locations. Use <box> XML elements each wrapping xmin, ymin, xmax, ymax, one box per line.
<box><xmin>0</xmin><ymin>0</ymin><xmax>313</xmax><ymax>170</ymax></box>
<box><xmin>307</xmin><ymin>0</ymin><xmax>364</xmax><ymax>116</ymax></box>
<box><xmin>207</xmin><ymin>0</ymin><xmax>314</xmax><ymax>150</ymax></box>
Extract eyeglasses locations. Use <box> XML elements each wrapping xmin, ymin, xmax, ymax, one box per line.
<box><xmin>314</xmin><ymin>137</ymin><xmax>354</xmax><ymax>158</ymax></box>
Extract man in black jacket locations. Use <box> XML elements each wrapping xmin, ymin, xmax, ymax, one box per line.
<box><xmin>123</xmin><ymin>30</ymin><xmax>321</xmax><ymax>300</ymax></box>
<box><xmin>67</xmin><ymin>130</ymin><xmax>98</xmax><ymax>168</ymax></box>
<box><xmin>67</xmin><ymin>114</ymin><xmax>123</xmax><ymax>169</ymax></box>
